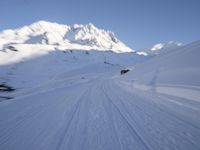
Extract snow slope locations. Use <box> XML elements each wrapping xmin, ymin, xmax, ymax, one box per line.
<box><xmin>0</xmin><ymin>49</ymin><xmax>144</xmax><ymax>92</ymax></box>
<box><xmin>0</xmin><ymin>21</ymin><xmax>200</xmax><ymax>150</ymax></box>
<box><xmin>119</xmin><ymin>40</ymin><xmax>200</xmax><ymax>100</ymax></box>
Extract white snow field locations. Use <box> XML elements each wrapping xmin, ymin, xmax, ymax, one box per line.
<box><xmin>0</xmin><ymin>21</ymin><xmax>200</xmax><ymax>150</ymax></box>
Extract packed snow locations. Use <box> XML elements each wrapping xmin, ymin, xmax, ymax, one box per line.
<box><xmin>0</xmin><ymin>22</ymin><xmax>200</xmax><ymax>150</ymax></box>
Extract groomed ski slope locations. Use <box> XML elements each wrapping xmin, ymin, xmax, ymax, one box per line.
<box><xmin>0</xmin><ymin>77</ymin><xmax>200</xmax><ymax>150</ymax></box>
<box><xmin>0</xmin><ymin>41</ymin><xmax>200</xmax><ymax>150</ymax></box>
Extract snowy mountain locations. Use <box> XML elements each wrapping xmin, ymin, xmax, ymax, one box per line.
<box><xmin>0</xmin><ymin>21</ymin><xmax>145</xmax><ymax>88</ymax></box>
<box><xmin>0</xmin><ymin>21</ymin><xmax>200</xmax><ymax>150</ymax></box>
<box><xmin>0</xmin><ymin>21</ymin><xmax>133</xmax><ymax>53</ymax></box>
<box><xmin>137</xmin><ymin>41</ymin><xmax>183</xmax><ymax>56</ymax></box>
<box><xmin>151</xmin><ymin>41</ymin><xmax>183</xmax><ymax>51</ymax></box>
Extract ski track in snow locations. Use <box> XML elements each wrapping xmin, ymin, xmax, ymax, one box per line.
<box><xmin>0</xmin><ymin>76</ymin><xmax>200</xmax><ymax>150</ymax></box>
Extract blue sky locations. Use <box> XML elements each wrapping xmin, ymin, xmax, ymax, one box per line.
<box><xmin>0</xmin><ymin>0</ymin><xmax>200</xmax><ymax>50</ymax></box>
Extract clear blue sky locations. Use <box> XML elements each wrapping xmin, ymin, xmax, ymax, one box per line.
<box><xmin>0</xmin><ymin>0</ymin><xmax>199</xmax><ymax>49</ymax></box>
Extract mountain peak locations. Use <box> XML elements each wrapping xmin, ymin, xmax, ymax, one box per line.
<box><xmin>31</xmin><ymin>20</ymin><xmax>54</xmax><ymax>26</ymax></box>
<box><xmin>151</xmin><ymin>41</ymin><xmax>183</xmax><ymax>51</ymax></box>
<box><xmin>137</xmin><ymin>41</ymin><xmax>183</xmax><ymax>56</ymax></box>
<box><xmin>86</xmin><ymin>23</ymin><xmax>96</xmax><ymax>29</ymax></box>
<box><xmin>0</xmin><ymin>21</ymin><xmax>133</xmax><ymax>53</ymax></box>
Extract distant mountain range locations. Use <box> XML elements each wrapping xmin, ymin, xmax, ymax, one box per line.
<box><xmin>0</xmin><ymin>21</ymin><xmax>133</xmax><ymax>53</ymax></box>
<box><xmin>0</xmin><ymin>21</ymin><xmax>186</xmax><ymax>57</ymax></box>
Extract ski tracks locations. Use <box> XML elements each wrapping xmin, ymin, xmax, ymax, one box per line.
<box><xmin>108</xmin><ymin>79</ymin><xmax>200</xmax><ymax>150</ymax></box>
<box><xmin>0</xmin><ymin>78</ymin><xmax>200</xmax><ymax>150</ymax></box>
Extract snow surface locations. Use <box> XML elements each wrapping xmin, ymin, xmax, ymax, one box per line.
<box><xmin>0</xmin><ymin>22</ymin><xmax>200</xmax><ymax>150</ymax></box>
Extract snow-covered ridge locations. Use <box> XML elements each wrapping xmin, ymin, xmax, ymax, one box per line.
<box><xmin>138</xmin><ymin>41</ymin><xmax>183</xmax><ymax>56</ymax></box>
<box><xmin>151</xmin><ymin>41</ymin><xmax>183</xmax><ymax>51</ymax></box>
<box><xmin>0</xmin><ymin>21</ymin><xmax>133</xmax><ymax>53</ymax></box>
